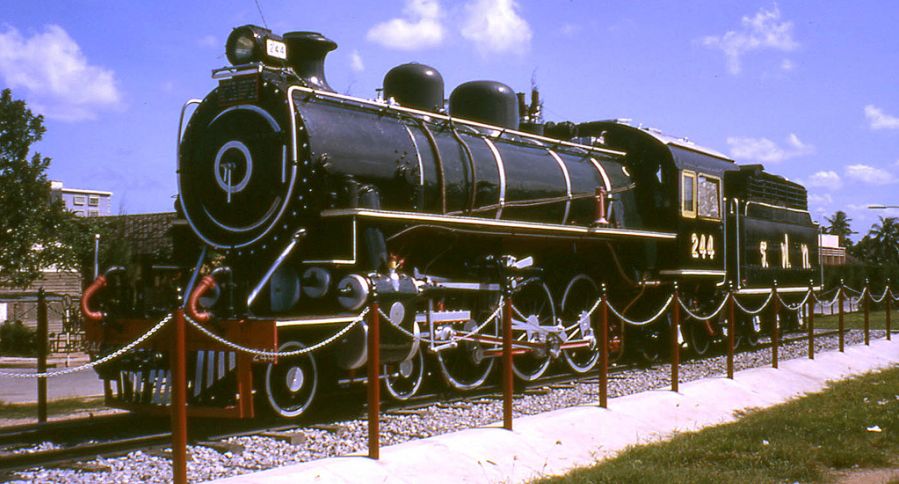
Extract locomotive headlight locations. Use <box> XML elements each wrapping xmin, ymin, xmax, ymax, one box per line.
<box><xmin>225</xmin><ymin>25</ymin><xmax>287</xmax><ymax>66</ymax></box>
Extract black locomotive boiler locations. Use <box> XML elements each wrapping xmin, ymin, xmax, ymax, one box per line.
<box><xmin>82</xmin><ymin>25</ymin><xmax>821</xmax><ymax>418</ymax></box>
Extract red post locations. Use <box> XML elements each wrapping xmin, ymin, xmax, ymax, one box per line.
<box><xmin>367</xmin><ymin>300</ymin><xmax>381</xmax><ymax>459</ymax></box>
<box><xmin>171</xmin><ymin>309</ymin><xmax>188</xmax><ymax>484</ymax></box>
<box><xmin>807</xmin><ymin>286</ymin><xmax>815</xmax><ymax>360</ymax></box>
<box><xmin>36</xmin><ymin>288</ymin><xmax>48</xmax><ymax>424</ymax></box>
<box><xmin>599</xmin><ymin>286</ymin><xmax>609</xmax><ymax>408</ymax></box>
<box><xmin>727</xmin><ymin>285</ymin><xmax>735</xmax><ymax>379</ymax></box>
<box><xmin>838</xmin><ymin>282</ymin><xmax>845</xmax><ymax>352</ymax></box>
<box><xmin>771</xmin><ymin>283</ymin><xmax>779</xmax><ymax>369</ymax></box>
<box><xmin>671</xmin><ymin>284</ymin><xmax>680</xmax><ymax>392</ymax></box>
<box><xmin>502</xmin><ymin>295</ymin><xmax>514</xmax><ymax>430</ymax></box>
<box><xmin>863</xmin><ymin>280</ymin><xmax>870</xmax><ymax>346</ymax></box>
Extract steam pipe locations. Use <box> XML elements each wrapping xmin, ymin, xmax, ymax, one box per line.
<box><xmin>80</xmin><ymin>266</ymin><xmax>125</xmax><ymax>323</ymax></box>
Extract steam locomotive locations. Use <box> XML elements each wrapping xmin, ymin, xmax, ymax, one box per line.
<box><xmin>82</xmin><ymin>25</ymin><xmax>821</xmax><ymax>418</ymax></box>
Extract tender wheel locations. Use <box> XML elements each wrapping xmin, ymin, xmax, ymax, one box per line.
<box><xmin>560</xmin><ymin>274</ymin><xmax>600</xmax><ymax>374</ymax></box>
<box><xmin>636</xmin><ymin>321</ymin><xmax>666</xmax><ymax>364</ymax></box>
<box><xmin>436</xmin><ymin>315</ymin><xmax>497</xmax><ymax>391</ymax></box>
<box><xmin>743</xmin><ymin>315</ymin><xmax>762</xmax><ymax>347</ymax></box>
<box><xmin>263</xmin><ymin>340</ymin><xmax>318</xmax><ymax>418</ymax></box>
<box><xmin>687</xmin><ymin>318</ymin><xmax>714</xmax><ymax>356</ymax></box>
<box><xmin>384</xmin><ymin>349</ymin><xmax>425</xmax><ymax>401</ymax></box>
<box><xmin>510</xmin><ymin>281</ymin><xmax>556</xmax><ymax>382</ymax></box>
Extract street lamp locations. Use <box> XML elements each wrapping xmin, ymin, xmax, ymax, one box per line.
<box><xmin>867</xmin><ymin>204</ymin><xmax>899</xmax><ymax>209</ymax></box>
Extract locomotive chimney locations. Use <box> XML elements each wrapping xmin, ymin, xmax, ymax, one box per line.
<box><xmin>283</xmin><ymin>31</ymin><xmax>337</xmax><ymax>92</ymax></box>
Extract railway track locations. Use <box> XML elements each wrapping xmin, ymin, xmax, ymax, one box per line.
<box><xmin>0</xmin><ymin>328</ymin><xmax>849</xmax><ymax>477</ymax></box>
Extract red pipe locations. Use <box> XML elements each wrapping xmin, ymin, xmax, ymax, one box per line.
<box><xmin>186</xmin><ymin>275</ymin><xmax>217</xmax><ymax>323</ymax></box>
<box><xmin>80</xmin><ymin>275</ymin><xmax>108</xmax><ymax>322</ymax></box>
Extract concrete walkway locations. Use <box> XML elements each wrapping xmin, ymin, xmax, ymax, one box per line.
<box><xmin>217</xmin><ymin>339</ymin><xmax>899</xmax><ymax>484</ymax></box>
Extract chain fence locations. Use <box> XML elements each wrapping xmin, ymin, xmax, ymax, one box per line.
<box><xmin>0</xmin><ymin>313</ymin><xmax>174</xmax><ymax>379</ymax></box>
<box><xmin>1</xmin><ymin>280</ymin><xmax>893</xmax><ymax>380</ymax></box>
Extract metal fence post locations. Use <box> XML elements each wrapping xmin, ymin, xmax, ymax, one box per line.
<box><xmin>771</xmin><ymin>282</ymin><xmax>779</xmax><ymax>369</ymax></box>
<box><xmin>671</xmin><ymin>283</ymin><xmax>680</xmax><ymax>392</ymax></box>
<box><xmin>863</xmin><ymin>279</ymin><xmax>870</xmax><ymax>346</ymax></box>
<box><xmin>838</xmin><ymin>280</ymin><xmax>845</xmax><ymax>352</ymax></box>
<box><xmin>171</xmin><ymin>309</ymin><xmax>188</xmax><ymax>484</ymax></box>
<box><xmin>502</xmin><ymin>293</ymin><xmax>514</xmax><ymax>429</ymax></box>
<box><xmin>36</xmin><ymin>288</ymin><xmax>48</xmax><ymax>424</ymax></box>
<box><xmin>807</xmin><ymin>283</ymin><xmax>815</xmax><ymax>360</ymax></box>
<box><xmin>367</xmin><ymin>299</ymin><xmax>381</xmax><ymax>459</ymax></box>
<box><xmin>598</xmin><ymin>284</ymin><xmax>609</xmax><ymax>409</ymax></box>
<box><xmin>727</xmin><ymin>283</ymin><xmax>735</xmax><ymax>379</ymax></box>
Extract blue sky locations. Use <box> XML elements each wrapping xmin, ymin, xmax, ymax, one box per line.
<box><xmin>2</xmin><ymin>1</ymin><xmax>898</xmax><ymax>238</ymax></box>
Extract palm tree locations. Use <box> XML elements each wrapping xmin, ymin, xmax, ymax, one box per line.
<box><xmin>825</xmin><ymin>211</ymin><xmax>856</xmax><ymax>247</ymax></box>
<box><xmin>868</xmin><ymin>216</ymin><xmax>899</xmax><ymax>264</ymax></box>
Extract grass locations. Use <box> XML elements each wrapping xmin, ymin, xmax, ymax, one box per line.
<box><xmin>814</xmin><ymin>309</ymin><xmax>894</xmax><ymax>330</ymax></box>
<box><xmin>0</xmin><ymin>396</ymin><xmax>107</xmax><ymax>420</ymax></box>
<box><xmin>540</xmin><ymin>366</ymin><xmax>899</xmax><ymax>484</ymax></box>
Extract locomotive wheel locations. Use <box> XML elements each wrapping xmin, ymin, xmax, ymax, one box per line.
<box><xmin>384</xmin><ymin>349</ymin><xmax>425</xmax><ymax>401</ymax></box>
<box><xmin>687</xmin><ymin>319</ymin><xmax>714</xmax><ymax>356</ymax></box>
<box><xmin>510</xmin><ymin>281</ymin><xmax>556</xmax><ymax>382</ymax></box>
<box><xmin>263</xmin><ymin>340</ymin><xmax>318</xmax><ymax>418</ymax></box>
<box><xmin>560</xmin><ymin>274</ymin><xmax>600</xmax><ymax>374</ymax></box>
<box><xmin>436</xmin><ymin>318</ymin><xmax>497</xmax><ymax>391</ymax></box>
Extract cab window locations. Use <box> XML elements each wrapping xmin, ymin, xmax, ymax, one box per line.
<box><xmin>681</xmin><ymin>171</ymin><xmax>696</xmax><ymax>218</ymax></box>
<box><xmin>697</xmin><ymin>175</ymin><xmax>721</xmax><ymax>219</ymax></box>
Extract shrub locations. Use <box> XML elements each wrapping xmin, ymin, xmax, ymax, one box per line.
<box><xmin>0</xmin><ymin>320</ymin><xmax>37</xmax><ymax>357</ymax></box>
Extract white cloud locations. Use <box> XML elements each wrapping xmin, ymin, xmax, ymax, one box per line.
<box><xmin>350</xmin><ymin>50</ymin><xmax>365</xmax><ymax>72</ymax></box>
<box><xmin>366</xmin><ymin>0</ymin><xmax>445</xmax><ymax>51</ymax></box>
<box><xmin>198</xmin><ymin>35</ymin><xmax>218</xmax><ymax>48</ymax></box>
<box><xmin>844</xmin><ymin>164</ymin><xmax>897</xmax><ymax>185</ymax></box>
<box><xmin>560</xmin><ymin>23</ymin><xmax>580</xmax><ymax>38</ymax></box>
<box><xmin>806</xmin><ymin>171</ymin><xmax>842</xmax><ymax>190</ymax></box>
<box><xmin>726</xmin><ymin>133</ymin><xmax>814</xmax><ymax>163</ymax></box>
<box><xmin>807</xmin><ymin>193</ymin><xmax>832</xmax><ymax>206</ymax></box>
<box><xmin>0</xmin><ymin>25</ymin><xmax>122</xmax><ymax>121</ymax></box>
<box><xmin>461</xmin><ymin>0</ymin><xmax>532</xmax><ymax>56</ymax></box>
<box><xmin>701</xmin><ymin>5</ymin><xmax>798</xmax><ymax>75</ymax></box>
<box><xmin>780</xmin><ymin>59</ymin><xmax>794</xmax><ymax>71</ymax></box>
<box><xmin>864</xmin><ymin>105</ymin><xmax>899</xmax><ymax>130</ymax></box>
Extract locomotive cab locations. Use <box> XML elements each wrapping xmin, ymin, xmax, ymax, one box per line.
<box><xmin>579</xmin><ymin>121</ymin><xmax>736</xmax><ymax>283</ymax></box>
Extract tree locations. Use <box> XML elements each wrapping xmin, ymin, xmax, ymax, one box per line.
<box><xmin>868</xmin><ymin>216</ymin><xmax>899</xmax><ymax>264</ymax></box>
<box><xmin>0</xmin><ymin>88</ymin><xmax>79</xmax><ymax>288</ymax></box>
<box><xmin>824</xmin><ymin>210</ymin><xmax>856</xmax><ymax>247</ymax></box>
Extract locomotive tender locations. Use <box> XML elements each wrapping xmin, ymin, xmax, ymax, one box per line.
<box><xmin>83</xmin><ymin>25</ymin><xmax>821</xmax><ymax>418</ymax></box>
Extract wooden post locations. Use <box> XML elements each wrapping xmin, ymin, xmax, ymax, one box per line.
<box><xmin>36</xmin><ymin>288</ymin><xmax>48</xmax><ymax>424</ymax></box>
<box><xmin>771</xmin><ymin>282</ymin><xmax>779</xmax><ymax>369</ymax></box>
<box><xmin>367</xmin><ymin>300</ymin><xmax>381</xmax><ymax>459</ymax></box>
<box><xmin>502</xmin><ymin>294</ymin><xmax>514</xmax><ymax>429</ymax></box>
<box><xmin>727</xmin><ymin>283</ymin><xmax>735</xmax><ymax>379</ymax></box>
<box><xmin>807</xmin><ymin>283</ymin><xmax>815</xmax><ymax>360</ymax></box>
<box><xmin>863</xmin><ymin>279</ymin><xmax>870</xmax><ymax>346</ymax></box>
<box><xmin>598</xmin><ymin>284</ymin><xmax>609</xmax><ymax>408</ymax></box>
<box><xmin>887</xmin><ymin>281</ymin><xmax>892</xmax><ymax>341</ymax></box>
<box><xmin>171</xmin><ymin>309</ymin><xmax>188</xmax><ymax>484</ymax></box>
<box><xmin>838</xmin><ymin>281</ymin><xmax>845</xmax><ymax>352</ymax></box>
<box><xmin>671</xmin><ymin>284</ymin><xmax>680</xmax><ymax>392</ymax></box>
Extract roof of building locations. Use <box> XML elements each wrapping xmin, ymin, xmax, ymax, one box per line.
<box><xmin>101</xmin><ymin>212</ymin><xmax>178</xmax><ymax>258</ymax></box>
